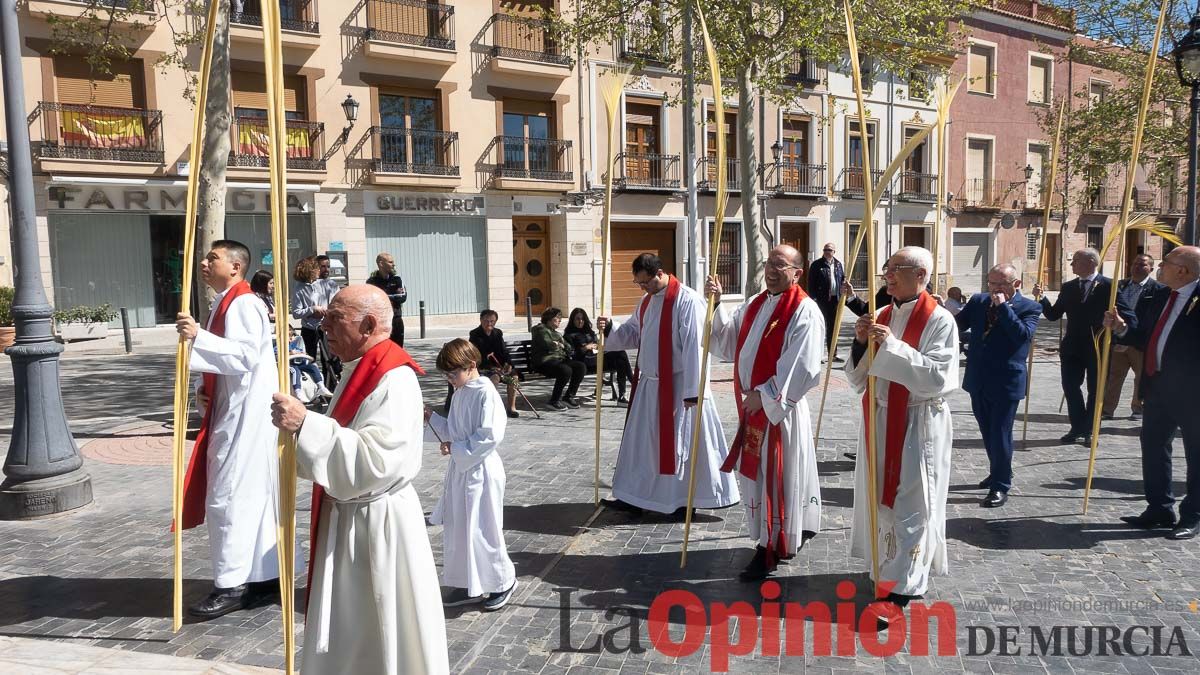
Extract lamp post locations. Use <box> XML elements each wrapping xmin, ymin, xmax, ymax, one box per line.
<box><xmin>1173</xmin><ymin>9</ymin><xmax>1200</xmax><ymax>246</ymax></box>
<box><xmin>0</xmin><ymin>0</ymin><xmax>92</xmax><ymax>518</ymax></box>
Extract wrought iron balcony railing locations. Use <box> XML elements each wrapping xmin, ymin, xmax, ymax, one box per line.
<box><xmin>1085</xmin><ymin>185</ymin><xmax>1158</xmax><ymax>213</ymax></box>
<box><xmin>364</xmin><ymin>0</ymin><xmax>455</xmax><ymax>50</ymax></box>
<box><xmin>898</xmin><ymin>171</ymin><xmax>937</xmax><ymax>203</ymax></box>
<box><xmin>698</xmin><ymin>156</ymin><xmax>743</xmax><ymax>192</ymax></box>
<box><xmin>620</xmin><ymin>18</ymin><xmax>670</xmax><ymax>63</ymax></box>
<box><xmin>1163</xmin><ymin>190</ymin><xmax>1187</xmax><ymax>215</ymax></box>
<box><xmin>957</xmin><ymin>178</ymin><xmax>1009</xmax><ymax>210</ymax></box>
<box><xmin>231</xmin><ymin>0</ymin><xmax>319</xmax><ymax>33</ymax></box>
<box><xmin>230</xmin><ymin>116</ymin><xmax>326</xmax><ymax>170</ymax></box>
<box><xmin>784</xmin><ymin>51</ymin><xmax>821</xmax><ymax>86</ymax></box>
<box><xmin>490</xmin><ymin>14</ymin><xmax>571</xmax><ymax>65</ymax></box>
<box><xmin>765</xmin><ymin>161</ymin><xmax>825</xmax><ymax>196</ymax></box>
<box><xmin>495</xmin><ymin>136</ymin><xmax>573</xmax><ymax>181</ymax></box>
<box><xmin>35</xmin><ymin>101</ymin><xmax>164</xmax><ymax>164</ymax></box>
<box><xmin>369</xmin><ymin>126</ymin><xmax>459</xmax><ymax>176</ymax></box>
<box><xmin>838</xmin><ymin>167</ymin><xmax>888</xmax><ymax>199</ymax></box>
<box><xmin>614</xmin><ymin>152</ymin><xmax>681</xmax><ymax>190</ymax></box>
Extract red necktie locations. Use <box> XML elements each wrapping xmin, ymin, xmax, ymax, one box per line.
<box><xmin>1144</xmin><ymin>291</ymin><xmax>1179</xmax><ymax>377</ymax></box>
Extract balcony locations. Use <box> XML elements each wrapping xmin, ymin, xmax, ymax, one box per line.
<box><xmin>613</xmin><ymin>152</ymin><xmax>681</xmax><ymax>192</ymax></box>
<box><xmin>1086</xmin><ymin>186</ymin><xmax>1159</xmax><ymax>214</ymax></box>
<box><xmin>360</xmin><ymin>0</ymin><xmax>456</xmax><ymax>64</ymax></box>
<box><xmin>698</xmin><ymin>156</ymin><xmax>742</xmax><ymax>193</ymax></box>
<box><xmin>488</xmin><ymin>13</ymin><xmax>572</xmax><ymax>78</ymax></box>
<box><xmin>838</xmin><ymin>167</ymin><xmax>888</xmax><ymax>199</ymax></box>
<box><xmin>620</xmin><ymin>18</ymin><xmax>670</xmax><ymax>64</ymax></box>
<box><xmin>1162</xmin><ymin>190</ymin><xmax>1186</xmax><ymax>215</ymax></box>
<box><xmin>765</xmin><ymin>161</ymin><xmax>825</xmax><ymax>196</ymax></box>
<box><xmin>897</xmin><ymin>171</ymin><xmax>937</xmax><ymax>203</ymax></box>
<box><xmin>492</xmin><ymin>136</ymin><xmax>573</xmax><ymax>191</ymax></box>
<box><xmin>1019</xmin><ymin>190</ymin><xmax>1066</xmax><ymax>213</ymax></box>
<box><xmin>34</xmin><ymin>102</ymin><xmax>164</xmax><ymax>172</ymax></box>
<box><xmin>365</xmin><ymin>126</ymin><xmax>460</xmax><ymax>187</ymax></box>
<box><xmin>230</xmin><ymin>0</ymin><xmax>320</xmax><ymax>49</ymax></box>
<box><xmin>229</xmin><ymin>116</ymin><xmax>326</xmax><ymax>173</ymax></box>
<box><xmin>957</xmin><ymin>179</ymin><xmax>1016</xmax><ymax>210</ymax></box>
<box><xmin>27</xmin><ymin>0</ymin><xmax>155</xmax><ymax>26</ymax></box>
<box><xmin>784</xmin><ymin>51</ymin><xmax>821</xmax><ymax>87</ymax></box>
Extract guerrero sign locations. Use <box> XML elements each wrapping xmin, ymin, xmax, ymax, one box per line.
<box><xmin>367</xmin><ymin>192</ymin><xmax>485</xmax><ymax>216</ymax></box>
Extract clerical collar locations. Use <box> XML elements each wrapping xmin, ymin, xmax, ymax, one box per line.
<box><xmin>892</xmin><ymin>294</ymin><xmax>920</xmax><ymax>308</ymax></box>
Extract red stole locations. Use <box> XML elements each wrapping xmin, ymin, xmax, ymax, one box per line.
<box><xmin>174</xmin><ymin>280</ymin><xmax>255</xmax><ymax>531</ymax></box>
<box><xmin>861</xmin><ymin>292</ymin><xmax>937</xmax><ymax>509</ymax></box>
<box><xmin>305</xmin><ymin>339</ymin><xmax>425</xmax><ymax>610</ymax></box>
<box><xmin>720</xmin><ymin>285</ymin><xmax>806</xmax><ymax>562</ymax></box>
<box><xmin>626</xmin><ymin>275</ymin><xmax>681</xmax><ymax>474</ymax></box>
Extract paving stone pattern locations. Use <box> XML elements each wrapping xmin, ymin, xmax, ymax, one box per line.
<box><xmin>1</xmin><ymin>320</ymin><xmax>1198</xmax><ymax>673</ymax></box>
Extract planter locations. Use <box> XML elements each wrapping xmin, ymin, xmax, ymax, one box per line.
<box><xmin>59</xmin><ymin>321</ymin><xmax>108</xmax><ymax>342</ymax></box>
<box><xmin>0</xmin><ymin>326</ymin><xmax>13</xmax><ymax>351</ymax></box>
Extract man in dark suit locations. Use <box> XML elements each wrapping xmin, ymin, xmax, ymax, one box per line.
<box><xmin>1106</xmin><ymin>246</ymin><xmax>1200</xmax><ymax>540</ymax></box>
<box><xmin>1102</xmin><ymin>253</ymin><xmax>1164</xmax><ymax>421</ymax></box>
<box><xmin>954</xmin><ymin>263</ymin><xmax>1042</xmax><ymax>507</ymax></box>
<box><xmin>807</xmin><ymin>243</ymin><xmax>846</xmax><ymax>360</ymax></box>
<box><xmin>1033</xmin><ymin>248</ymin><xmax>1111</xmax><ymax>445</ymax></box>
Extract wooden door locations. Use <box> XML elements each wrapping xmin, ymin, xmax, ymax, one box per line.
<box><xmin>513</xmin><ymin>218</ymin><xmax>551</xmax><ymax>316</ymax></box>
<box><xmin>781</xmin><ymin>116</ymin><xmax>809</xmax><ymax>189</ymax></box>
<box><xmin>902</xmin><ymin>226</ymin><xmax>929</xmax><ymax>248</ymax></box>
<box><xmin>1045</xmin><ymin>232</ymin><xmax>1062</xmax><ymax>289</ymax></box>
<box><xmin>611</xmin><ymin>223</ymin><xmax>677</xmax><ymax>316</ymax></box>
<box><xmin>779</xmin><ymin>221</ymin><xmax>810</xmax><ymax>283</ymax></box>
<box><xmin>625</xmin><ymin>121</ymin><xmax>655</xmax><ymax>182</ymax></box>
<box><xmin>1124</xmin><ymin>230</ymin><xmax>1144</xmax><ymax>276</ymax></box>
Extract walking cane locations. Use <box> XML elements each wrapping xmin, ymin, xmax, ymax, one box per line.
<box><xmin>489</xmin><ymin>353</ymin><xmax>542</xmax><ymax>419</ymax></box>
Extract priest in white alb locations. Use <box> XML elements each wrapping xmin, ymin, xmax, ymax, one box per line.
<box><xmin>174</xmin><ymin>239</ymin><xmax>279</xmax><ymax>620</ymax></box>
<box><xmin>270</xmin><ymin>285</ymin><xmax>448</xmax><ymax>675</ymax></box>
<box><xmin>706</xmin><ymin>244</ymin><xmax>824</xmax><ymax>581</ymax></box>
<box><xmin>596</xmin><ymin>253</ymin><xmax>739</xmax><ymax>516</ymax></box>
<box><xmin>846</xmin><ymin>246</ymin><xmax>958</xmax><ymax>627</ymax></box>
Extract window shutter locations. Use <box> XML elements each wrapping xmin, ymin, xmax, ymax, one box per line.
<box><xmin>232</xmin><ymin>71</ymin><xmax>304</xmax><ymax>114</ymax></box>
<box><xmin>55</xmin><ymin>56</ymin><xmax>142</xmax><ymax>107</ymax></box>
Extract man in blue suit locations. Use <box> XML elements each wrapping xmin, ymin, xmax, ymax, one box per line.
<box><xmin>954</xmin><ymin>263</ymin><xmax>1042</xmax><ymax>507</ymax></box>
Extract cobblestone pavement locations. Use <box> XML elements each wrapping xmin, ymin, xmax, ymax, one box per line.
<box><xmin>1</xmin><ymin>320</ymin><xmax>1199</xmax><ymax>673</ymax></box>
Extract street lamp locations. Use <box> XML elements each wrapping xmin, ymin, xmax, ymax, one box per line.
<box><xmin>1173</xmin><ymin>9</ymin><xmax>1200</xmax><ymax>246</ymax></box>
<box><xmin>0</xmin><ymin>0</ymin><xmax>92</xmax><ymax>518</ymax></box>
<box><xmin>339</xmin><ymin>93</ymin><xmax>360</xmax><ymax>143</ymax></box>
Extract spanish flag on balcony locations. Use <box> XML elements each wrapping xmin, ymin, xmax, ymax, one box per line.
<box><xmin>237</xmin><ymin>120</ymin><xmax>313</xmax><ymax>159</ymax></box>
<box><xmin>62</xmin><ymin>110</ymin><xmax>147</xmax><ymax>149</ymax></box>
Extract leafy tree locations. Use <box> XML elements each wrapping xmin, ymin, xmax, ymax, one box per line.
<box><xmin>45</xmin><ymin>0</ymin><xmax>233</xmax><ymax>315</ymax></box>
<box><xmin>1043</xmin><ymin>0</ymin><xmax>1194</xmax><ymax>198</ymax></box>
<box><xmin>556</xmin><ymin>0</ymin><xmax>973</xmax><ymax>293</ymax></box>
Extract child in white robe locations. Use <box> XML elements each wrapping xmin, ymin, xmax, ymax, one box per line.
<box><xmin>425</xmin><ymin>338</ymin><xmax>518</xmax><ymax>610</ymax></box>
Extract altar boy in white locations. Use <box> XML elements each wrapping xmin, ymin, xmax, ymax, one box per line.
<box><xmin>845</xmin><ymin>246</ymin><xmax>958</xmax><ymax>628</ymax></box>
<box><xmin>425</xmin><ymin>338</ymin><xmax>518</xmax><ymax>610</ymax></box>
<box><xmin>597</xmin><ymin>253</ymin><xmax>739</xmax><ymax>516</ymax></box>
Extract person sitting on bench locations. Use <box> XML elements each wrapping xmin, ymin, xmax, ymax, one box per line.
<box><xmin>563</xmin><ymin>307</ymin><xmax>631</xmax><ymax>404</ymax></box>
<box><xmin>531</xmin><ymin>307</ymin><xmax>585</xmax><ymax>411</ymax></box>
<box><xmin>468</xmin><ymin>309</ymin><xmax>520</xmax><ymax>419</ymax></box>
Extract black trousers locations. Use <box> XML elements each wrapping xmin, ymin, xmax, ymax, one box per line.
<box><xmin>536</xmin><ymin>359</ymin><xmax>585</xmax><ymax>402</ymax></box>
<box><xmin>389</xmin><ymin>314</ymin><xmax>405</xmax><ymax>347</ymax></box>
<box><xmin>300</xmin><ymin>327</ymin><xmax>321</xmax><ymax>360</ymax></box>
<box><xmin>604</xmin><ymin>351</ymin><xmax>633</xmax><ymax>397</ymax></box>
<box><xmin>1140</xmin><ymin>381</ymin><xmax>1200</xmax><ymax>518</ymax></box>
<box><xmin>815</xmin><ymin>298</ymin><xmax>839</xmax><ymax>354</ymax></box>
<box><xmin>1060</xmin><ymin>349</ymin><xmax>1098</xmax><ymax>435</ymax></box>
<box><xmin>971</xmin><ymin>393</ymin><xmax>1020</xmax><ymax>492</ymax></box>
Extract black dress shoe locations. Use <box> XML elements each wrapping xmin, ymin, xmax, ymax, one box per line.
<box><xmin>982</xmin><ymin>489</ymin><xmax>1008</xmax><ymax>508</ymax></box>
<box><xmin>977</xmin><ymin>477</ymin><xmax>992</xmax><ymax>490</ymax></box>
<box><xmin>738</xmin><ymin>546</ymin><xmax>777</xmax><ymax>582</ymax></box>
<box><xmin>600</xmin><ymin>498</ymin><xmax>643</xmax><ymax>515</ymax></box>
<box><xmin>1120</xmin><ymin>510</ymin><xmax>1177</xmax><ymax>529</ymax></box>
<box><xmin>1059</xmin><ymin>432</ymin><xmax>1078</xmax><ymax>443</ymax></box>
<box><xmin>1078</xmin><ymin>435</ymin><xmax>1092</xmax><ymax>446</ymax></box>
<box><xmin>188</xmin><ymin>584</ymin><xmax>249</xmax><ymax>619</ymax></box>
<box><xmin>506</xmin><ymin>409</ymin><xmax>519</xmax><ymax>419</ymax></box>
<box><xmin>1168</xmin><ymin>517</ymin><xmax>1200</xmax><ymax>540</ymax></box>
<box><xmin>564</xmin><ymin>397</ymin><xmax>581</xmax><ymax>409</ymax></box>
<box><xmin>243</xmin><ymin>579</ymin><xmax>281</xmax><ymax>608</ymax></box>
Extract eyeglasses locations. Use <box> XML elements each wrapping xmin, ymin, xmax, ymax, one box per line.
<box><xmin>632</xmin><ymin>277</ymin><xmax>656</xmax><ymax>288</ymax></box>
<box><xmin>823</xmin><ymin>248</ymin><xmax>835</xmax><ymax>253</ymax></box>
<box><xmin>986</xmin><ymin>278</ymin><xmax>1017</xmax><ymax>288</ymax></box>
<box><xmin>766</xmin><ymin>262</ymin><xmax>800</xmax><ymax>272</ymax></box>
<box><xmin>878</xmin><ymin>265</ymin><xmax>922</xmax><ymax>277</ymax></box>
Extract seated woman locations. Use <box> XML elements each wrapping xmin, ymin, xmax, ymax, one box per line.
<box><xmin>530</xmin><ymin>307</ymin><xmax>584</xmax><ymax>411</ymax></box>
<box><xmin>563</xmin><ymin>307</ymin><xmax>632</xmax><ymax>404</ymax></box>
